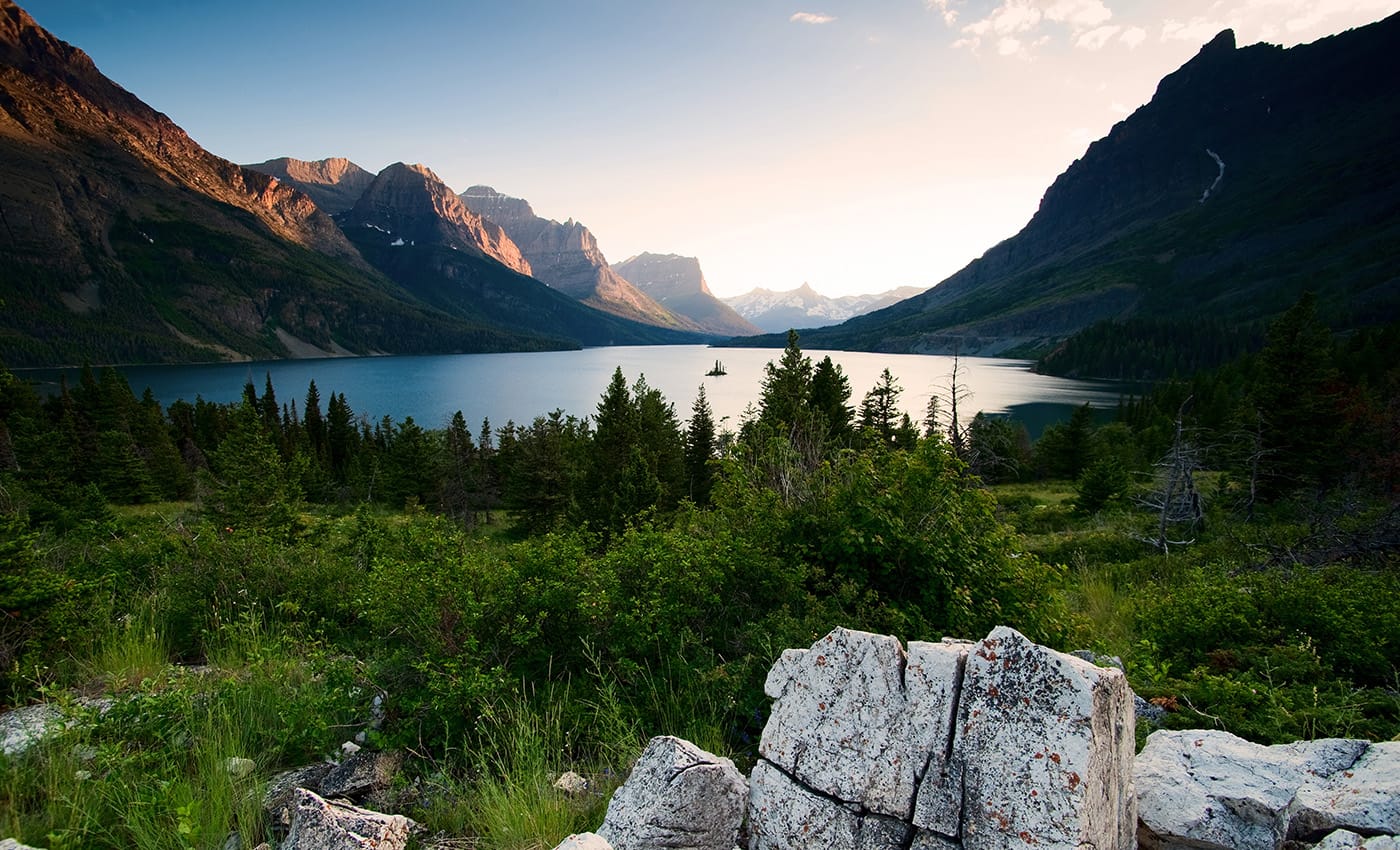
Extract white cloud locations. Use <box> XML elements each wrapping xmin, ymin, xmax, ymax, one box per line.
<box><xmin>925</xmin><ymin>0</ymin><xmax>959</xmax><ymax>26</ymax></box>
<box><xmin>1119</xmin><ymin>25</ymin><xmax>1147</xmax><ymax>48</ymax></box>
<box><xmin>790</xmin><ymin>11</ymin><xmax>836</xmax><ymax>24</ymax></box>
<box><xmin>951</xmin><ymin>0</ymin><xmax>1126</xmax><ymax>55</ymax></box>
<box><xmin>1044</xmin><ymin>0</ymin><xmax>1113</xmax><ymax>29</ymax></box>
<box><xmin>1076</xmin><ymin>24</ymin><xmax>1121</xmax><ymax>49</ymax></box>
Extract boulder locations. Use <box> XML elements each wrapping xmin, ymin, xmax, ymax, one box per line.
<box><xmin>1136</xmin><ymin>729</ymin><xmax>1371</xmax><ymax>850</ymax></box>
<box><xmin>748</xmin><ymin>759</ymin><xmax>910</xmax><ymax>850</ymax></box>
<box><xmin>319</xmin><ymin>750</ymin><xmax>401</xmax><ymax>801</ymax></box>
<box><xmin>749</xmin><ymin>626</ymin><xmax>1135</xmax><ymax>850</ymax></box>
<box><xmin>0</xmin><ymin>838</ymin><xmax>47</xmax><ymax>850</ymax></box>
<box><xmin>758</xmin><ymin>627</ymin><xmax>966</xmax><ymax>819</ymax></box>
<box><xmin>281</xmin><ymin>788</ymin><xmax>414</xmax><ymax>850</ymax></box>
<box><xmin>917</xmin><ymin>626</ymin><xmax>1137</xmax><ymax>850</ymax></box>
<box><xmin>1291</xmin><ymin>741</ymin><xmax>1400</xmax><ymax>842</ymax></box>
<box><xmin>597</xmin><ymin>735</ymin><xmax>746</xmax><ymax>850</ymax></box>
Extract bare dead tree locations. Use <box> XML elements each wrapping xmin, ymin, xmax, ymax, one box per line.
<box><xmin>1137</xmin><ymin>396</ymin><xmax>1206</xmax><ymax>553</ymax></box>
<box><xmin>928</xmin><ymin>347</ymin><xmax>973</xmax><ymax>460</ymax></box>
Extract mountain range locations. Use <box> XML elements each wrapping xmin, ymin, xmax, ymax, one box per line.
<box><xmin>722</xmin><ymin>283</ymin><xmax>925</xmax><ymax>334</ymax></box>
<box><xmin>728</xmin><ymin>15</ymin><xmax>1400</xmax><ymax>373</ymax></box>
<box><xmin>3</xmin><ymin>0</ymin><xmax>1397</xmax><ymax>371</ymax></box>
<box><xmin>0</xmin><ymin>0</ymin><xmax>705</xmax><ymax>366</ymax></box>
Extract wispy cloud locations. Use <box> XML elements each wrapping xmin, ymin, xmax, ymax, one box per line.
<box><xmin>925</xmin><ymin>0</ymin><xmax>959</xmax><ymax>26</ymax></box>
<box><xmin>790</xmin><ymin>11</ymin><xmax>836</xmax><ymax>24</ymax></box>
<box><xmin>934</xmin><ymin>0</ymin><xmax>1119</xmax><ymax>57</ymax></box>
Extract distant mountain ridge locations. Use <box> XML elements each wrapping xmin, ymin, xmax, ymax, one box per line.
<box><xmin>459</xmin><ymin>185</ymin><xmax>699</xmax><ymax>331</ymax></box>
<box><xmin>723</xmin><ymin>283</ymin><xmax>925</xmax><ymax>333</ymax></box>
<box><xmin>730</xmin><ymin>16</ymin><xmax>1400</xmax><ymax>362</ymax></box>
<box><xmin>244</xmin><ymin>156</ymin><xmax>374</xmax><ymax>215</ymax></box>
<box><xmin>611</xmin><ymin>253</ymin><xmax>760</xmax><ymax>337</ymax></box>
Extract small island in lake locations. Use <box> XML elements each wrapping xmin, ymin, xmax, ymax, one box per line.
<box><xmin>705</xmin><ymin>360</ymin><xmax>728</xmax><ymax>376</ymax></box>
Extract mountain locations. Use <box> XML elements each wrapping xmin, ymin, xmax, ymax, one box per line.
<box><xmin>724</xmin><ymin>283</ymin><xmax>926</xmax><ymax>333</ymax></box>
<box><xmin>730</xmin><ymin>17</ymin><xmax>1400</xmax><ymax>366</ymax></box>
<box><xmin>459</xmin><ymin>186</ymin><xmax>700</xmax><ymax>331</ymax></box>
<box><xmin>611</xmin><ymin>253</ymin><xmax>760</xmax><ymax>337</ymax></box>
<box><xmin>340</xmin><ymin>166</ymin><xmax>704</xmax><ymax>347</ymax></box>
<box><xmin>0</xmin><ymin>0</ymin><xmax>566</xmax><ymax>365</ymax></box>
<box><xmin>243</xmin><ymin>156</ymin><xmax>374</xmax><ymax>215</ymax></box>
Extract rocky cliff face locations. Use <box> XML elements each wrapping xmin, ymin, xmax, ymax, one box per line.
<box><xmin>348</xmin><ymin>167</ymin><xmax>531</xmax><ymax>276</ymax></box>
<box><xmin>612</xmin><ymin>253</ymin><xmax>759</xmax><ymax>337</ymax></box>
<box><xmin>244</xmin><ymin>157</ymin><xmax>375</xmax><ymax>215</ymax></box>
<box><xmin>460</xmin><ymin>186</ymin><xmax>700</xmax><ymax>331</ymax></box>
<box><xmin>724</xmin><ymin>283</ymin><xmax>926</xmax><ymax>333</ymax></box>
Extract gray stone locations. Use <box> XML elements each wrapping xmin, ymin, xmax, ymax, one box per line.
<box><xmin>914</xmin><ymin>626</ymin><xmax>1136</xmax><ymax>850</ymax></box>
<box><xmin>1312</xmin><ymin>830</ymin><xmax>1400</xmax><ymax>850</ymax></box>
<box><xmin>748</xmin><ymin>759</ymin><xmax>910</xmax><ymax>850</ymax></box>
<box><xmin>263</xmin><ymin>762</ymin><xmax>334</xmax><ymax>835</ymax></box>
<box><xmin>0</xmin><ymin>698</ymin><xmax>110</xmax><ymax>757</ymax></box>
<box><xmin>319</xmin><ymin>750</ymin><xmax>401</xmax><ymax>801</ymax></box>
<box><xmin>598</xmin><ymin>735</ymin><xmax>746</xmax><ymax>850</ymax></box>
<box><xmin>1291</xmin><ymin>741</ymin><xmax>1400</xmax><ymax>842</ymax></box>
<box><xmin>551</xmin><ymin>834</ymin><xmax>614</xmax><ymax>850</ymax></box>
<box><xmin>1136</xmin><ymin>729</ymin><xmax>1370</xmax><ymax>850</ymax></box>
<box><xmin>758</xmin><ymin>627</ymin><xmax>965</xmax><ymax>820</ymax></box>
<box><xmin>281</xmin><ymin>788</ymin><xmax>413</xmax><ymax>850</ymax></box>
<box><xmin>0</xmin><ymin>838</ymin><xmax>47</xmax><ymax>850</ymax></box>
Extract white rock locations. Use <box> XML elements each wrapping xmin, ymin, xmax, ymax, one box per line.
<box><xmin>282</xmin><ymin>788</ymin><xmax>413</xmax><ymax>850</ymax></box>
<box><xmin>758</xmin><ymin>627</ymin><xmax>965</xmax><ymax>819</ymax></box>
<box><xmin>598</xmin><ymin>736</ymin><xmax>746</xmax><ymax>850</ymax></box>
<box><xmin>551</xmin><ymin>834</ymin><xmax>614</xmax><ymax>850</ymax></box>
<box><xmin>1312</xmin><ymin>830</ymin><xmax>1400</xmax><ymax>850</ymax></box>
<box><xmin>748</xmin><ymin>759</ymin><xmax>910</xmax><ymax>850</ymax></box>
<box><xmin>1136</xmin><ymin>729</ymin><xmax>1369</xmax><ymax>850</ymax></box>
<box><xmin>0</xmin><ymin>838</ymin><xmax>47</xmax><ymax>850</ymax></box>
<box><xmin>913</xmin><ymin>626</ymin><xmax>1136</xmax><ymax>850</ymax></box>
<box><xmin>1292</xmin><ymin>741</ymin><xmax>1400</xmax><ymax>842</ymax></box>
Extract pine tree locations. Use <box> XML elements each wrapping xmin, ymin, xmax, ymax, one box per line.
<box><xmin>685</xmin><ymin>385</ymin><xmax>717</xmax><ymax>505</ymax></box>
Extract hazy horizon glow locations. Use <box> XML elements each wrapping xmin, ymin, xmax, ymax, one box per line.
<box><xmin>21</xmin><ymin>0</ymin><xmax>1400</xmax><ymax>297</ymax></box>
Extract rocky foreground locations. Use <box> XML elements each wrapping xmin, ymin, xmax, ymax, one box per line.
<box><xmin>4</xmin><ymin>626</ymin><xmax>1396</xmax><ymax>850</ymax></box>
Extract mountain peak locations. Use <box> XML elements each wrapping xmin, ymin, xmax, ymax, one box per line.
<box><xmin>243</xmin><ymin>156</ymin><xmax>373</xmax><ymax>214</ymax></box>
<box><xmin>351</xmin><ymin>162</ymin><xmax>532</xmax><ymax>275</ymax></box>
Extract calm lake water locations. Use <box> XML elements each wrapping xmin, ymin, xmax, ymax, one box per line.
<box><xmin>18</xmin><ymin>345</ymin><xmax>1126</xmax><ymax>438</ymax></box>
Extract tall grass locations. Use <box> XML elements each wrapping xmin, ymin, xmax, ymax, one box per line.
<box><xmin>1</xmin><ymin>607</ymin><xmax>363</xmax><ymax>849</ymax></box>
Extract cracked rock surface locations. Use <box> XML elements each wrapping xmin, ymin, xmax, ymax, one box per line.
<box><xmin>750</xmin><ymin>626</ymin><xmax>1135</xmax><ymax>850</ymax></box>
<box><xmin>597</xmin><ymin>735</ymin><xmax>746</xmax><ymax>850</ymax></box>
<box><xmin>1136</xmin><ymin>729</ymin><xmax>1398</xmax><ymax>850</ymax></box>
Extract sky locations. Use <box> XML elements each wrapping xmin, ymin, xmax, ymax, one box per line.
<box><xmin>21</xmin><ymin>0</ymin><xmax>1400</xmax><ymax>298</ymax></box>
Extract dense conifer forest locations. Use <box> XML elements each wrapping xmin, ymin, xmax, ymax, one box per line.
<box><xmin>0</xmin><ymin>296</ymin><xmax>1397</xmax><ymax>848</ymax></box>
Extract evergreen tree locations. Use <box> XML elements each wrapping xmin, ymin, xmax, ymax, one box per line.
<box><xmin>859</xmin><ymin>368</ymin><xmax>904</xmax><ymax>447</ymax></box>
<box><xmin>685</xmin><ymin>385</ymin><xmax>717</xmax><ymax>505</ymax></box>
<box><xmin>809</xmin><ymin>356</ymin><xmax>854</xmax><ymax>445</ymax></box>
<box><xmin>1249</xmin><ymin>292</ymin><xmax>1341</xmax><ymax>499</ymax></box>
<box><xmin>758</xmin><ymin>330</ymin><xmax>812</xmax><ymax>431</ymax></box>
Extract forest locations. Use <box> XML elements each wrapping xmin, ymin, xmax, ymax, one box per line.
<box><xmin>0</xmin><ymin>294</ymin><xmax>1397</xmax><ymax>849</ymax></box>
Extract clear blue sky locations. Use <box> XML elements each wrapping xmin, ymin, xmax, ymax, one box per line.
<box><xmin>22</xmin><ymin>0</ymin><xmax>1400</xmax><ymax>297</ymax></box>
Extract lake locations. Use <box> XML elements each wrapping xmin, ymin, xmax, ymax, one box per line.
<box><xmin>17</xmin><ymin>345</ymin><xmax>1127</xmax><ymax>438</ymax></box>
